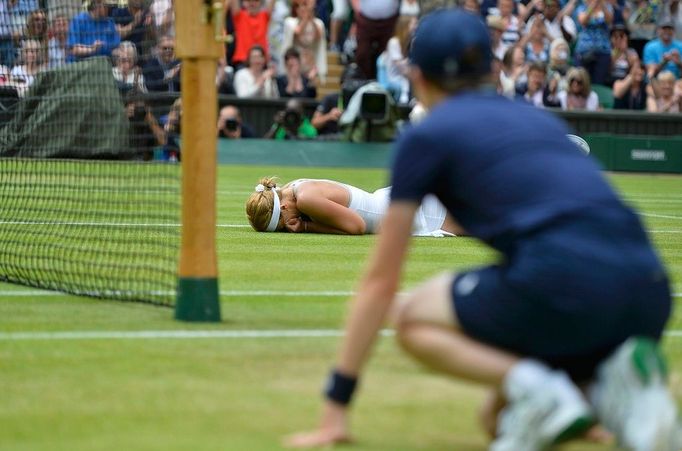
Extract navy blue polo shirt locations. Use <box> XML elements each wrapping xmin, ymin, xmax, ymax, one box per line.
<box><xmin>391</xmin><ymin>91</ymin><xmax>662</xmax><ymax>275</ymax></box>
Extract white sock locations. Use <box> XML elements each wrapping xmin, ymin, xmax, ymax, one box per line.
<box><xmin>504</xmin><ymin>359</ymin><xmax>553</xmax><ymax>401</ymax></box>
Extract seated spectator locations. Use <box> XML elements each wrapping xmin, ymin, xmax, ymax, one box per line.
<box><xmin>10</xmin><ymin>39</ymin><xmax>45</xmax><ymax>97</ymax></box>
<box><xmin>646</xmin><ymin>69</ymin><xmax>681</xmax><ymax>112</ymax></box>
<box><xmin>112</xmin><ymin>41</ymin><xmax>146</xmax><ymax>94</ymax></box>
<box><xmin>524</xmin><ymin>0</ymin><xmax>577</xmax><ymax>45</ymax></box>
<box><xmin>67</xmin><ymin>0</ymin><xmax>121</xmax><ymax>63</ymax></box>
<box><xmin>217</xmin><ymin>105</ymin><xmax>257</xmax><ymax>138</ymax></box>
<box><xmin>143</xmin><ymin>35</ymin><xmax>180</xmax><ymax>92</ymax></box>
<box><xmin>519</xmin><ymin>16</ymin><xmax>551</xmax><ymax>64</ymax></box>
<box><xmin>609</xmin><ymin>23</ymin><xmax>640</xmax><ymax>85</ymax></box>
<box><xmin>613</xmin><ymin>61</ymin><xmax>648</xmax><ymax>109</ymax></box>
<box><xmin>110</xmin><ymin>0</ymin><xmax>151</xmax><ymax>63</ymax></box>
<box><xmin>558</xmin><ymin>66</ymin><xmax>601</xmax><ymax>110</ymax></box>
<box><xmin>7</xmin><ymin>0</ymin><xmax>38</xmax><ymax>46</ymax></box>
<box><xmin>547</xmin><ymin>37</ymin><xmax>571</xmax><ymax>86</ymax></box>
<box><xmin>275</xmin><ymin>47</ymin><xmax>316</xmax><ymax>98</ymax></box>
<box><xmin>265</xmin><ymin>98</ymin><xmax>317</xmax><ymax>140</ymax></box>
<box><xmin>163</xmin><ymin>97</ymin><xmax>181</xmax><ymax>161</ymax></box>
<box><xmin>125</xmin><ymin>91</ymin><xmax>166</xmax><ymax>160</ymax></box>
<box><xmin>283</xmin><ymin>0</ymin><xmax>327</xmax><ymax>82</ymax></box>
<box><xmin>234</xmin><ymin>44</ymin><xmax>279</xmax><ymax>98</ymax></box>
<box><xmin>228</xmin><ymin>0</ymin><xmax>276</xmax><ymax>68</ymax></box>
<box><xmin>643</xmin><ymin>19</ymin><xmax>682</xmax><ymax>81</ymax></box>
<box><xmin>499</xmin><ymin>44</ymin><xmax>527</xmax><ymax>98</ymax></box>
<box><xmin>515</xmin><ymin>62</ymin><xmax>557</xmax><ymax>107</ymax></box>
<box><xmin>25</xmin><ymin>9</ymin><xmax>48</xmax><ymax>57</ymax></box>
<box><xmin>574</xmin><ymin>0</ymin><xmax>613</xmax><ymax>85</ymax></box>
<box><xmin>48</xmin><ymin>14</ymin><xmax>69</xmax><ymax>69</ymax></box>
<box><xmin>377</xmin><ymin>15</ymin><xmax>415</xmax><ymax>104</ymax></box>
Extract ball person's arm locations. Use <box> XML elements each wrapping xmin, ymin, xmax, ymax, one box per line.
<box><xmin>284</xmin><ymin>201</ymin><xmax>417</xmax><ymax>448</ymax></box>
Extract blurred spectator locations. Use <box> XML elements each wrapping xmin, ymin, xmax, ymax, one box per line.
<box><xmin>67</xmin><ymin>0</ymin><xmax>120</xmax><ymax>63</ymax></box>
<box><xmin>646</xmin><ymin>69</ymin><xmax>681</xmax><ymax>111</ymax></box>
<box><xmin>525</xmin><ymin>0</ymin><xmax>577</xmax><ymax>45</ymax></box>
<box><xmin>458</xmin><ymin>0</ymin><xmax>481</xmax><ymax>15</ymax></box>
<box><xmin>8</xmin><ymin>0</ymin><xmax>39</xmax><ymax>43</ymax></box>
<box><xmin>111</xmin><ymin>0</ymin><xmax>151</xmax><ymax>63</ymax></box>
<box><xmin>515</xmin><ymin>61</ymin><xmax>550</xmax><ymax>107</ymax></box>
<box><xmin>574</xmin><ymin>0</ymin><xmax>613</xmax><ymax>85</ymax></box>
<box><xmin>400</xmin><ymin>0</ymin><xmax>420</xmax><ymax>17</ymax></box>
<box><xmin>48</xmin><ymin>14</ymin><xmax>68</xmax><ymax>69</ymax></box>
<box><xmin>265</xmin><ymin>97</ymin><xmax>317</xmax><ymax>139</ymax></box>
<box><xmin>217</xmin><ymin>105</ymin><xmax>257</xmax><ymax>138</ymax></box>
<box><xmin>609</xmin><ymin>23</ymin><xmax>639</xmax><ymax>85</ymax></box>
<box><xmin>613</xmin><ymin>61</ymin><xmax>648</xmax><ymax>109</ymax></box>
<box><xmin>643</xmin><ymin>19</ymin><xmax>682</xmax><ymax>80</ymax></box>
<box><xmin>113</xmin><ymin>41</ymin><xmax>146</xmax><ymax>94</ymax></box>
<box><xmin>216</xmin><ymin>57</ymin><xmax>236</xmax><ymax>95</ymax></box>
<box><xmin>668</xmin><ymin>0</ymin><xmax>682</xmax><ymax>40</ymax></box>
<box><xmin>329</xmin><ymin>0</ymin><xmax>350</xmax><ymax>52</ymax></box>
<box><xmin>377</xmin><ymin>15</ymin><xmax>415</xmax><ymax>103</ymax></box>
<box><xmin>500</xmin><ymin>44</ymin><xmax>527</xmax><ymax>97</ymax></box>
<box><xmin>547</xmin><ymin>37</ymin><xmax>571</xmax><ymax>91</ymax></box>
<box><xmin>144</xmin><ymin>35</ymin><xmax>180</xmax><ymax>92</ymax></box>
<box><xmin>46</xmin><ymin>0</ymin><xmax>81</xmax><ymax>22</ymax></box>
<box><xmin>275</xmin><ymin>47</ymin><xmax>317</xmax><ymax>98</ymax></box>
<box><xmin>10</xmin><ymin>38</ymin><xmax>45</xmax><ymax>97</ymax></box>
<box><xmin>234</xmin><ymin>44</ymin><xmax>279</xmax><ymax>98</ymax></box>
<box><xmin>490</xmin><ymin>0</ymin><xmax>522</xmax><ymax>49</ymax></box>
<box><xmin>283</xmin><ymin>0</ymin><xmax>327</xmax><ymax>83</ymax></box>
<box><xmin>0</xmin><ymin>1</ymin><xmax>15</xmax><ymax>68</ymax></box>
<box><xmin>558</xmin><ymin>66</ymin><xmax>601</xmax><ymax>110</ymax></box>
<box><xmin>520</xmin><ymin>15</ymin><xmax>551</xmax><ymax>64</ymax></box>
<box><xmin>351</xmin><ymin>0</ymin><xmax>400</xmax><ymax>80</ymax></box>
<box><xmin>125</xmin><ymin>92</ymin><xmax>166</xmax><ymax>160</ymax></box>
<box><xmin>150</xmin><ymin>0</ymin><xmax>174</xmax><ymax>39</ymax></box>
<box><xmin>312</xmin><ymin>92</ymin><xmax>343</xmax><ymax>136</ymax></box>
<box><xmin>268</xmin><ymin>0</ymin><xmax>290</xmax><ymax>73</ymax></box>
<box><xmin>25</xmin><ymin>9</ymin><xmax>48</xmax><ymax>53</ymax></box>
<box><xmin>487</xmin><ymin>15</ymin><xmax>507</xmax><ymax>59</ymax></box>
<box><xmin>163</xmin><ymin>97</ymin><xmax>181</xmax><ymax>161</ymax></box>
<box><xmin>626</xmin><ymin>0</ymin><xmax>663</xmax><ymax>56</ymax></box>
<box><xmin>227</xmin><ymin>0</ymin><xmax>276</xmax><ymax>68</ymax></box>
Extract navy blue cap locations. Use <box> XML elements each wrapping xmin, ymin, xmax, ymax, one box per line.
<box><xmin>409</xmin><ymin>9</ymin><xmax>492</xmax><ymax>78</ymax></box>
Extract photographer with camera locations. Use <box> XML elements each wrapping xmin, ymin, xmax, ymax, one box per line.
<box><xmin>264</xmin><ymin>98</ymin><xmax>317</xmax><ymax>140</ymax></box>
<box><xmin>125</xmin><ymin>91</ymin><xmax>165</xmax><ymax>160</ymax></box>
<box><xmin>217</xmin><ymin>105</ymin><xmax>256</xmax><ymax>139</ymax></box>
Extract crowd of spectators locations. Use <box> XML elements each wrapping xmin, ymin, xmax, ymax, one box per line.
<box><xmin>0</xmin><ymin>0</ymin><xmax>680</xmax><ymax>148</ymax></box>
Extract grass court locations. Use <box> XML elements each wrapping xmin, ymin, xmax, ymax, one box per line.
<box><xmin>1</xmin><ymin>164</ymin><xmax>681</xmax><ymax>450</ymax></box>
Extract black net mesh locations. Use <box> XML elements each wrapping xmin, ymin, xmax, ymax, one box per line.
<box><xmin>0</xmin><ymin>1</ymin><xmax>181</xmax><ymax>306</ymax></box>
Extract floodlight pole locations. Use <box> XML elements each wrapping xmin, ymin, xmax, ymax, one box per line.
<box><xmin>174</xmin><ymin>0</ymin><xmax>229</xmax><ymax>321</ymax></box>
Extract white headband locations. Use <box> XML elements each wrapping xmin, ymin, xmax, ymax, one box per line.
<box><xmin>255</xmin><ymin>184</ymin><xmax>281</xmax><ymax>232</ymax></box>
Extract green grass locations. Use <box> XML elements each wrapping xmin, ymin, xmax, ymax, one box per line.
<box><xmin>1</xmin><ymin>165</ymin><xmax>681</xmax><ymax>451</ymax></box>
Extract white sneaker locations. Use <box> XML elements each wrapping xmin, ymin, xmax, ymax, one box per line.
<box><xmin>491</xmin><ymin>370</ymin><xmax>594</xmax><ymax>451</ymax></box>
<box><xmin>590</xmin><ymin>337</ymin><xmax>681</xmax><ymax>451</ymax></box>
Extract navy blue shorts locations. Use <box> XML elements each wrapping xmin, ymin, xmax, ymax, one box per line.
<box><xmin>452</xmin><ymin>262</ymin><xmax>671</xmax><ymax>382</ymax></box>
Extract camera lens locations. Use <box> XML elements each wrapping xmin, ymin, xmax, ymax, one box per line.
<box><xmin>224</xmin><ymin>118</ymin><xmax>239</xmax><ymax>131</ymax></box>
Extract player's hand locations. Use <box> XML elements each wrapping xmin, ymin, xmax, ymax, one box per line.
<box><xmin>284</xmin><ymin>217</ymin><xmax>305</xmax><ymax>233</ymax></box>
<box><xmin>283</xmin><ymin>401</ymin><xmax>352</xmax><ymax>448</ymax></box>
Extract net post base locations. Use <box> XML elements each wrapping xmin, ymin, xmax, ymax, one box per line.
<box><xmin>175</xmin><ymin>277</ymin><xmax>221</xmax><ymax>322</ymax></box>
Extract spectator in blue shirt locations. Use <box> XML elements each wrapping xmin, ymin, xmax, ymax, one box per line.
<box><xmin>67</xmin><ymin>0</ymin><xmax>120</xmax><ymax>63</ymax></box>
<box><xmin>643</xmin><ymin>19</ymin><xmax>682</xmax><ymax>80</ymax></box>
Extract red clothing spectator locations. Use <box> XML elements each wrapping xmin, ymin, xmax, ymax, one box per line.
<box><xmin>228</xmin><ymin>0</ymin><xmax>275</xmax><ymax>66</ymax></box>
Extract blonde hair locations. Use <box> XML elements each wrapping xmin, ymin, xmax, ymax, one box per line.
<box><xmin>567</xmin><ymin>66</ymin><xmax>591</xmax><ymax>97</ymax></box>
<box><xmin>245</xmin><ymin>177</ymin><xmax>280</xmax><ymax>232</ymax></box>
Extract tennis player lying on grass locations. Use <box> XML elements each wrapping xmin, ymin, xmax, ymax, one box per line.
<box><xmin>245</xmin><ymin>177</ymin><xmax>465</xmax><ymax>236</ymax></box>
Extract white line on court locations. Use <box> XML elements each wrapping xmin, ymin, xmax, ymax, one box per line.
<box><xmin>1</xmin><ymin>290</ymin><xmax>680</xmax><ymax>298</ymax></box>
<box><xmin>0</xmin><ymin>329</ymin><xmax>680</xmax><ymax>341</ymax></box>
<box><xmin>640</xmin><ymin>213</ymin><xmax>682</xmax><ymax>220</ymax></box>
